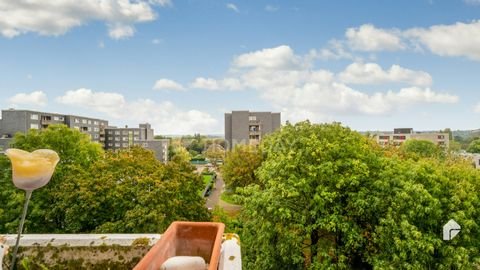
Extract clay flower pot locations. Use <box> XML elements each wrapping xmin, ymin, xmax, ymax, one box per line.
<box><xmin>5</xmin><ymin>149</ymin><xmax>60</xmax><ymax>191</ymax></box>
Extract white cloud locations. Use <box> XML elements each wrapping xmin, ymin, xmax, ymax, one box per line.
<box><xmin>346</xmin><ymin>24</ymin><xmax>404</xmax><ymax>51</ymax></box>
<box><xmin>0</xmin><ymin>0</ymin><xmax>168</xmax><ymax>39</ymax></box>
<box><xmin>108</xmin><ymin>24</ymin><xmax>135</xmax><ymax>40</ymax></box>
<box><xmin>191</xmin><ymin>45</ymin><xmax>458</xmax><ymax>123</ymax></box>
<box><xmin>338</xmin><ymin>62</ymin><xmax>433</xmax><ymax>86</ymax></box>
<box><xmin>405</xmin><ymin>20</ymin><xmax>480</xmax><ymax>60</ymax></box>
<box><xmin>191</xmin><ymin>77</ymin><xmax>220</xmax><ymax>90</ymax></box>
<box><xmin>233</xmin><ymin>45</ymin><xmax>304</xmax><ymax>69</ymax></box>
<box><xmin>310</xmin><ymin>42</ymin><xmax>354</xmax><ymax>61</ymax></box>
<box><xmin>153</xmin><ymin>79</ymin><xmax>185</xmax><ymax>91</ymax></box>
<box><xmin>265</xmin><ymin>5</ymin><xmax>278</xmax><ymax>12</ymax></box>
<box><xmin>8</xmin><ymin>91</ymin><xmax>48</xmax><ymax>107</ymax></box>
<box><xmin>226</xmin><ymin>3</ymin><xmax>239</xmax><ymax>13</ymax></box>
<box><xmin>56</xmin><ymin>88</ymin><xmax>218</xmax><ymax>134</ymax></box>
<box><xmin>190</xmin><ymin>77</ymin><xmax>242</xmax><ymax>91</ymax></box>
<box><xmin>343</xmin><ymin>21</ymin><xmax>480</xmax><ymax>61</ymax></box>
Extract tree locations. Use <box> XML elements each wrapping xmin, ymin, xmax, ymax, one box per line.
<box><xmin>222</xmin><ymin>144</ymin><xmax>263</xmax><ymax>191</ymax></box>
<box><xmin>204</xmin><ymin>143</ymin><xmax>225</xmax><ymax>167</ymax></box>
<box><xmin>400</xmin><ymin>139</ymin><xmax>442</xmax><ymax>159</ymax></box>
<box><xmin>467</xmin><ymin>139</ymin><xmax>480</xmax><ymax>153</ymax></box>
<box><xmin>0</xmin><ymin>125</ymin><xmax>104</xmax><ymax>233</ymax></box>
<box><xmin>55</xmin><ymin>146</ymin><xmax>210</xmax><ymax>233</ymax></box>
<box><xmin>239</xmin><ymin>121</ymin><xmax>480</xmax><ymax>269</ymax></box>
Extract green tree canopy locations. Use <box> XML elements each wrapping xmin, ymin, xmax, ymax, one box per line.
<box><xmin>467</xmin><ymin>139</ymin><xmax>480</xmax><ymax>153</ymax></box>
<box><xmin>222</xmin><ymin>144</ymin><xmax>263</xmax><ymax>191</ymax></box>
<box><xmin>239</xmin><ymin>121</ymin><xmax>480</xmax><ymax>269</ymax></box>
<box><xmin>0</xmin><ymin>125</ymin><xmax>104</xmax><ymax>233</ymax></box>
<box><xmin>0</xmin><ymin>126</ymin><xmax>210</xmax><ymax>234</ymax></box>
<box><xmin>400</xmin><ymin>139</ymin><xmax>442</xmax><ymax>159</ymax></box>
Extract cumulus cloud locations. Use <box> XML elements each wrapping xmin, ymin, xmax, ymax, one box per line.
<box><xmin>190</xmin><ymin>45</ymin><xmax>458</xmax><ymax>123</ymax></box>
<box><xmin>338</xmin><ymin>62</ymin><xmax>433</xmax><ymax>86</ymax></box>
<box><xmin>0</xmin><ymin>0</ymin><xmax>168</xmax><ymax>39</ymax></box>
<box><xmin>56</xmin><ymin>88</ymin><xmax>218</xmax><ymax>134</ymax></box>
<box><xmin>190</xmin><ymin>77</ymin><xmax>242</xmax><ymax>91</ymax></box>
<box><xmin>226</xmin><ymin>3</ymin><xmax>239</xmax><ymax>13</ymax></box>
<box><xmin>8</xmin><ymin>91</ymin><xmax>48</xmax><ymax>107</ymax></box>
<box><xmin>153</xmin><ymin>79</ymin><xmax>185</xmax><ymax>91</ymax></box>
<box><xmin>344</xmin><ymin>21</ymin><xmax>480</xmax><ymax>61</ymax></box>
<box><xmin>405</xmin><ymin>20</ymin><xmax>480</xmax><ymax>60</ymax></box>
<box><xmin>233</xmin><ymin>45</ymin><xmax>305</xmax><ymax>69</ymax></box>
<box><xmin>346</xmin><ymin>24</ymin><xmax>405</xmax><ymax>51</ymax></box>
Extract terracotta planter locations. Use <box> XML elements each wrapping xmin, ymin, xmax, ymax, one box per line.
<box><xmin>134</xmin><ymin>222</ymin><xmax>225</xmax><ymax>270</ymax></box>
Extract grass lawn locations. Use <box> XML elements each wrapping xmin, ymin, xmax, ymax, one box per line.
<box><xmin>220</xmin><ymin>191</ymin><xmax>239</xmax><ymax>205</ymax></box>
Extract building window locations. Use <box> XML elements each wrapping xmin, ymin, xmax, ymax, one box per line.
<box><xmin>81</xmin><ymin>119</ymin><xmax>87</xmax><ymax>124</ymax></box>
<box><xmin>122</xmin><ymin>131</ymin><xmax>128</xmax><ymax>135</ymax></box>
<box><xmin>30</xmin><ymin>114</ymin><xmax>38</xmax><ymax>120</ymax></box>
<box><xmin>94</xmin><ymin>134</ymin><xmax>99</xmax><ymax>139</ymax></box>
<box><xmin>94</xmin><ymin>121</ymin><xmax>99</xmax><ymax>125</ymax></box>
<box><xmin>133</xmin><ymin>137</ymin><xmax>139</xmax><ymax>141</ymax></box>
<box><xmin>115</xmin><ymin>143</ymin><xmax>120</xmax><ymax>147</ymax></box>
<box><xmin>379</xmin><ymin>136</ymin><xmax>390</xmax><ymax>140</ymax></box>
<box><xmin>87</xmin><ymin>120</ymin><xmax>92</xmax><ymax>124</ymax></box>
<box><xmin>142</xmin><ymin>143</ymin><xmax>148</xmax><ymax>147</ymax></box>
<box><xmin>123</xmin><ymin>143</ymin><xmax>129</xmax><ymax>147</ymax></box>
<box><xmin>438</xmin><ymin>135</ymin><xmax>445</xmax><ymax>140</ymax></box>
<box><xmin>94</xmin><ymin>127</ymin><xmax>99</xmax><ymax>132</ymax></box>
<box><xmin>30</xmin><ymin>123</ymin><xmax>39</xmax><ymax>129</ymax></box>
<box><xmin>249</xmin><ymin>116</ymin><xmax>256</xmax><ymax>121</ymax></box>
<box><xmin>134</xmin><ymin>131</ymin><xmax>139</xmax><ymax>135</ymax></box>
<box><xmin>74</xmin><ymin>118</ymin><xmax>80</xmax><ymax>123</ymax></box>
<box><xmin>115</xmin><ymin>137</ymin><xmax>120</xmax><ymax>141</ymax></box>
<box><xmin>122</xmin><ymin>137</ymin><xmax>128</xmax><ymax>141</ymax></box>
<box><xmin>393</xmin><ymin>135</ymin><xmax>406</xmax><ymax>140</ymax></box>
<box><xmin>115</xmin><ymin>131</ymin><xmax>120</xmax><ymax>135</ymax></box>
<box><xmin>53</xmin><ymin>116</ymin><xmax>59</xmax><ymax>121</ymax></box>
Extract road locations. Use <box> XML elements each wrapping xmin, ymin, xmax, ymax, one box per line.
<box><xmin>205</xmin><ymin>172</ymin><xmax>242</xmax><ymax>213</ymax></box>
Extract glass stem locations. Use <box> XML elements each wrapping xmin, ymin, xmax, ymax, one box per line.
<box><xmin>10</xmin><ymin>190</ymin><xmax>32</xmax><ymax>270</ymax></box>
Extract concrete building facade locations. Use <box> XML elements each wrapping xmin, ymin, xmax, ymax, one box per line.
<box><xmin>373</xmin><ymin>128</ymin><xmax>450</xmax><ymax>148</ymax></box>
<box><xmin>0</xmin><ymin>109</ymin><xmax>108</xmax><ymax>145</ymax></box>
<box><xmin>225</xmin><ymin>111</ymin><xmax>281</xmax><ymax>149</ymax></box>
<box><xmin>0</xmin><ymin>109</ymin><xmax>168</xmax><ymax>162</ymax></box>
<box><xmin>104</xmin><ymin>123</ymin><xmax>169</xmax><ymax>163</ymax></box>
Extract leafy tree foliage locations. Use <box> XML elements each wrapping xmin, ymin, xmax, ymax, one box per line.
<box><xmin>1</xmin><ymin>125</ymin><xmax>103</xmax><ymax>233</ymax></box>
<box><xmin>400</xmin><ymin>139</ymin><xmax>442</xmax><ymax>159</ymax></box>
<box><xmin>0</xmin><ymin>125</ymin><xmax>210</xmax><ymax>234</ymax></box>
<box><xmin>222</xmin><ymin>145</ymin><xmax>263</xmax><ymax>191</ymax></box>
<box><xmin>239</xmin><ymin>121</ymin><xmax>480</xmax><ymax>269</ymax></box>
<box><xmin>467</xmin><ymin>139</ymin><xmax>480</xmax><ymax>153</ymax></box>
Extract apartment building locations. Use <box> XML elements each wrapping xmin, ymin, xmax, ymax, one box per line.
<box><xmin>0</xmin><ymin>109</ymin><xmax>108</xmax><ymax>145</ymax></box>
<box><xmin>225</xmin><ymin>110</ymin><xmax>281</xmax><ymax>149</ymax></box>
<box><xmin>104</xmin><ymin>123</ymin><xmax>169</xmax><ymax>163</ymax></box>
<box><xmin>0</xmin><ymin>109</ymin><xmax>168</xmax><ymax>162</ymax></box>
<box><xmin>373</xmin><ymin>128</ymin><xmax>450</xmax><ymax>148</ymax></box>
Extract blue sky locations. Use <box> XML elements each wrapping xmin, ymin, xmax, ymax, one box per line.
<box><xmin>1</xmin><ymin>0</ymin><xmax>479</xmax><ymax>134</ymax></box>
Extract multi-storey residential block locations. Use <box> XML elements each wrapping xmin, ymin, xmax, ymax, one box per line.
<box><xmin>225</xmin><ymin>111</ymin><xmax>281</xmax><ymax>149</ymax></box>
<box><xmin>373</xmin><ymin>128</ymin><xmax>450</xmax><ymax>148</ymax></box>
<box><xmin>0</xmin><ymin>109</ymin><xmax>108</xmax><ymax>145</ymax></box>
<box><xmin>0</xmin><ymin>109</ymin><xmax>168</xmax><ymax>162</ymax></box>
<box><xmin>104</xmin><ymin>123</ymin><xmax>169</xmax><ymax>163</ymax></box>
